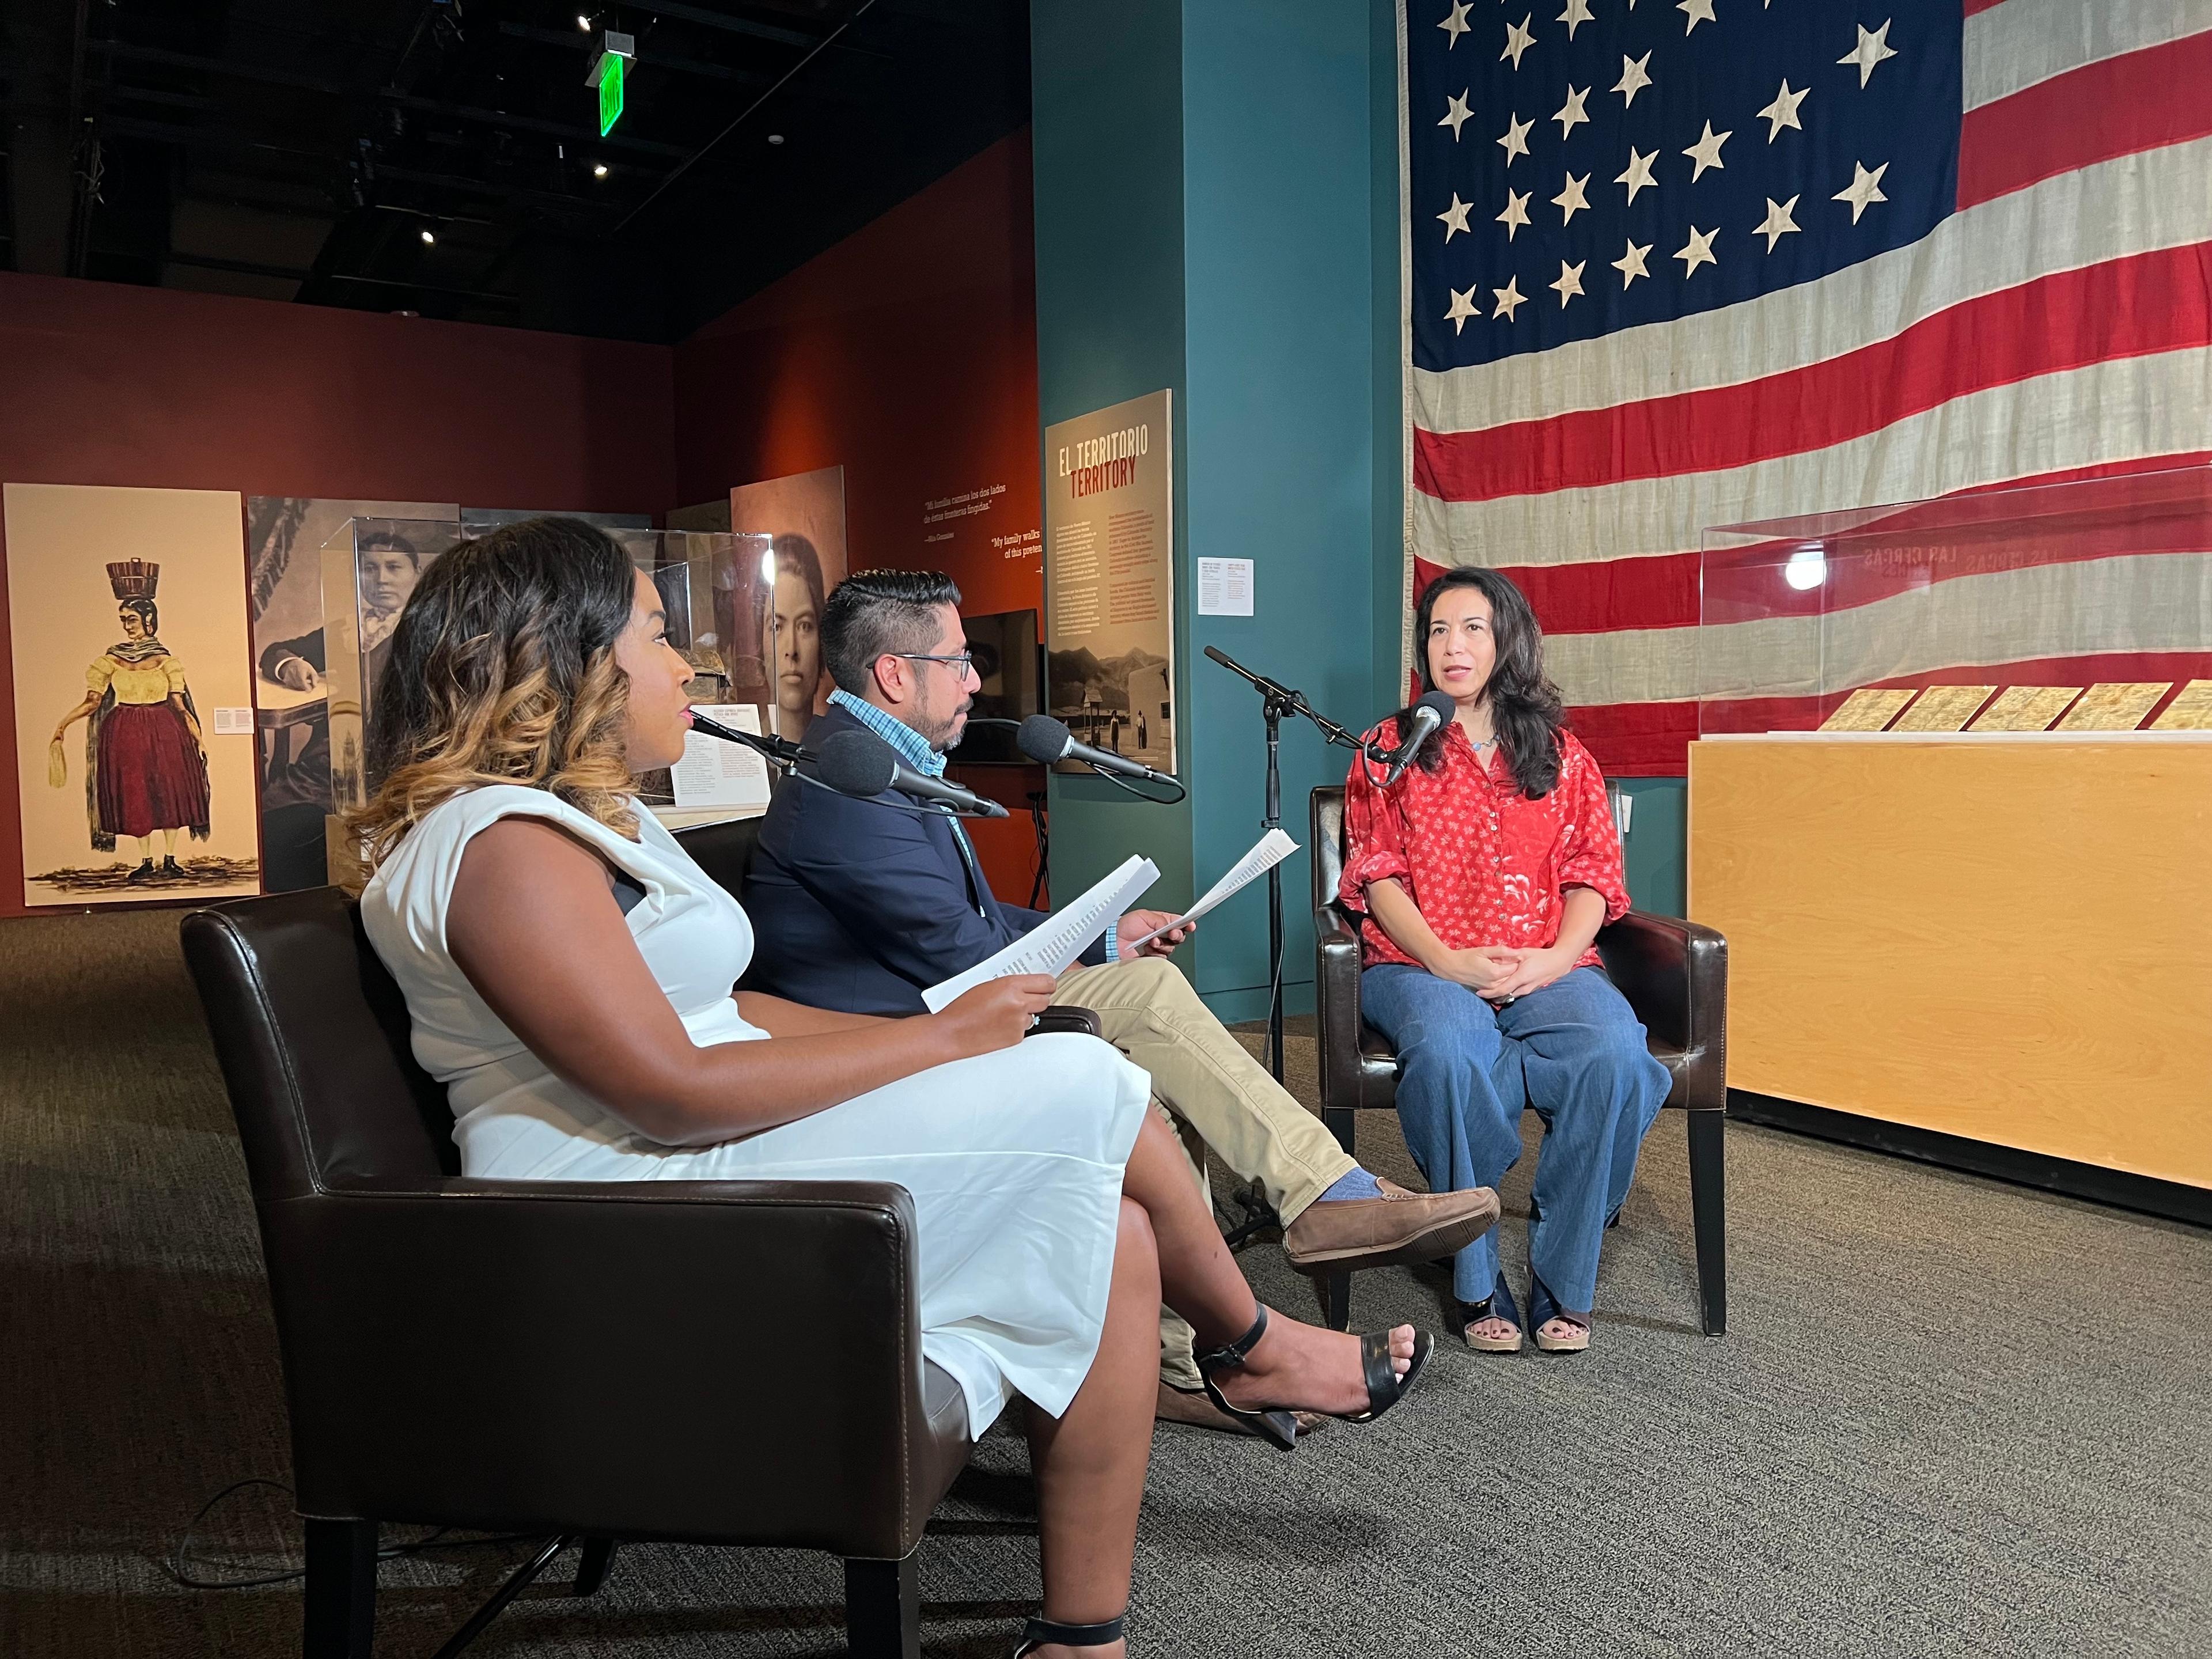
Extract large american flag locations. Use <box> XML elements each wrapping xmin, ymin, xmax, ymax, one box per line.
<box><xmin>1405</xmin><ymin>0</ymin><xmax>2212</xmax><ymax>772</ymax></box>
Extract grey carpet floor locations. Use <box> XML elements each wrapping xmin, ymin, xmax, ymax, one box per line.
<box><xmin>4</xmin><ymin>911</ymin><xmax>2210</xmax><ymax>1658</ymax></box>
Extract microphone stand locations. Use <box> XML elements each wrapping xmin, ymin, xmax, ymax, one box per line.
<box><xmin>1201</xmin><ymin>646</ymin><xmax>1391</xmax><ymax>1085</ymax></box>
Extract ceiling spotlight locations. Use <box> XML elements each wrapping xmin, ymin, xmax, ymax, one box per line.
<box><xmin>592</xmin><ymin>161</ymin><xmax>609</xmax><ymax>177</ymax></box>
<box><xmin>419</xmin><ymin>228</ymin><xmax>435</xmax><ymax>245</ymax></box>
<box><xmin>767</xmin><ymin>133</ymin><xmax>785</xmax><ymax>146</ymax></box>
<box><xmin>577</xmin><ymin>13</ymin><xmax>592</xmax><ymax>30</ymax></box>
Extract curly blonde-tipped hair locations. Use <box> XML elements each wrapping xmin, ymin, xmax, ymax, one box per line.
<box><xmin>343</xmin><ymin>517</ymin><xmax>642</xmax><ymax>883</ymax></box>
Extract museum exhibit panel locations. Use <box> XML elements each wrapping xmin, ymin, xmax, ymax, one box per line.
<box><xmin>1687</xmin><ymin>465</ymin><xmax>2212</xmax><ymax>1214</ymax></box>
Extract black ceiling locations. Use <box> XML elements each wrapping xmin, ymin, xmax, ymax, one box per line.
<box><xmin>0</xmin><ymin>0</ymin><xmax>1029</xmax><ymax>342</ymax></box>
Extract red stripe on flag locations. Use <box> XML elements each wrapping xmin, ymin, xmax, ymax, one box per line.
<box><xmin>1958</xmin><ymin>29</ymin><xmax>2212</xmax><ymax>209</ymax></box>
<box><xmin>1960</xmin><ymin>0</ymin><xmax>2006</xmax><ymax>14</ymax></box>
<box><xmin>1498</xmin><ymin>554</ymin><xmax>1703</xmax><ymax>637</ymax></box>
<box><xmin>1413</xmin><ymin>244</ymin><xmax>2212</xmax><ymax>504</ymax></box>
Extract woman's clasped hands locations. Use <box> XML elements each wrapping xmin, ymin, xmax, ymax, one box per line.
<box><xmin>1434</xmin><ymin>943</ymin><xmax>1577</xmax><ymax>1003</ymax></box>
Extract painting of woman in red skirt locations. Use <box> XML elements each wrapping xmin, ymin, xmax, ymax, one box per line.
<box><xmin>47</xmin><ymin>560</ymin><xmax>213</xmax><ymax>884</ymax></box>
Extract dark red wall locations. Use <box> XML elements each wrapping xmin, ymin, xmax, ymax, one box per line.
<box><xmin>674</xmin><ymin>130</ymin><xmax>1047</xmax><ymax>897</ymax></box>
<box><xmin>0</xmin><ymin>270</ymin><xmax>675</xmax><ymax>918</ymax></box>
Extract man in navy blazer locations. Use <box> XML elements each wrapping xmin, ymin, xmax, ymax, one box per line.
<box><xmin>743</xmin><ymin>571</ymin><xmax>1497</xmax><ymax>1433</ymax></box>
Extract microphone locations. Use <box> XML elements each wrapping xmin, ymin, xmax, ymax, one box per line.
<box><xmin>1016</xmin><ymin>713</ymin><xmax>1171</xmax><ymax>783</ymax></box>
<box><xmin>813</xmin><ymin>729</ymin><xmax>1008</xmax><ymax>818</ymax></box>
<box><xmin>687</xmin><ymin>709</ymin><xmax>809</xmax><ymax>767</ymax></box>
<box><xmin>1381</xmin><ymin>691</ymin><xmax>1456</xmax><ymax>786</ymax></box>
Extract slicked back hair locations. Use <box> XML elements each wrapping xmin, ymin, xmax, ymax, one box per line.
<box><xmin>821</xmin><ymin>569</ymin><xmax>964</xmax><ymax>695</ymax></box>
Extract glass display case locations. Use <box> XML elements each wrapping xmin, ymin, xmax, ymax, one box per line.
<box><xmin>319</xmin><ymin>519</ymin><xmax>762</xmax><ymax>814</ymax></box>
<box><xmin>1696</xmin><ymin>465</ymin><xmax>2212</xmax><ymax>737</ymax></box>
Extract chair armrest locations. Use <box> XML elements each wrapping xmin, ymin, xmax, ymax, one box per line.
<box><xmin>1595</xmin><ymin>910</ymin><xmax>1728</xmax><ymax>1111</ymax></box>
<box><xmin>264</xmin><ymin>1176</ymin><xmax>944</xmax><ymax>1555</ymax></box>
<box><xmin>1313</xmin><ymin>903</ymin><xmax>1368</xmax><ymax>1113</ymax></box>
<box><xmin>1031</xmin><ymin>1005</ymin><xmax>1103</xmax><ymax>1038</ymax></box>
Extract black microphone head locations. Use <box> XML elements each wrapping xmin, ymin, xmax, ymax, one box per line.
<box><xmin>1015</xmin><ymin>714</ymin><xmax>1075</xmax><ymax>764</ymax></box>
<box><xmin>1413</xmin><ymin>690</ymin><xmax>1456</xmax><ymax>728</ymax></box>
<box><xmin>813</xmin><ymin>729</ymin><xmax>900</xmax><ymax>799</ymax></box>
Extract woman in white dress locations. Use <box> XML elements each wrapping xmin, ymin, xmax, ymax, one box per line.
<box><xmin>347</xmin><ymin>518</ymin><xmax>1432</xmax><ymax>1659</ymax></box>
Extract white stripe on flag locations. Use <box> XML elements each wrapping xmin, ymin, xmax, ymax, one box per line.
<box><xmin>1964</xmin><ymin>0</ymin><xmax>2212</xmax><ymax>111</ymax></box>
<box><xmin>1545</xmin><ymin>552</ymin><xmax>2212</xmax><ymax>707</ymax></box>
<box><xmin>1410</xmin><ymin>137</ymin><xmax>2212</xmax><ymax>435</ymax></box>
<box><xmin>1413</xmin><ymin>346</ymin><xmax>2212</xmax><ymax>569</ymax></box>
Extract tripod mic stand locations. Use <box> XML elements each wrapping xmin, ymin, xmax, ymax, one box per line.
<box><xmin>1200</xmin><ymin>646</ymin><xmax>1389</xmax><ymax>1084</ymax></box>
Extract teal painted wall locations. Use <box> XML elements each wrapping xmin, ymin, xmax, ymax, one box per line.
<box><xmin>1033</xmin><ymin>0</ymin><xmax>1393</xmax><ymax>1021</ymax></box>
<box><xmin>1618</xmin><ymin>777</ymin><xmax>1687</xmax><ymax>919</ymax></box>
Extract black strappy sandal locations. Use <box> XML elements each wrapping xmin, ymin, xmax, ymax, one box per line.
<box><xmin>1013</xmin><ymin>1612</ymin><xmax>1125</xmax><ymax>1655</ymax></box>
<box><xmin>1194</xmin><ymin>1306</ymin><xmax>1432</xmax><ymax>1451</ymax></box>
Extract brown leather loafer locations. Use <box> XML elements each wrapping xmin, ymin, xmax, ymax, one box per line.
<box><xmin>1279</xmin><ymin>1179</ymin><xmax>1501</xmax><ymax>1275</ymax></box>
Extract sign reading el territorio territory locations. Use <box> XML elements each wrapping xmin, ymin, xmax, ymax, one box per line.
<box><xmin>1043</xmin><ymin>389</ymin><xmax>1175</xmax><ymax>779</ymax></box>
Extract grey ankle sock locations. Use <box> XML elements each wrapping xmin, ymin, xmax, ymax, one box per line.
<box><xmin>1316</xmin><ymin>1167</ymin><xmax>1385</xmax><ymax>1202</ymax></box>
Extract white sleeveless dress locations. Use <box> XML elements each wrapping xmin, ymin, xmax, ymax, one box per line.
<box><xmin>360</xmin><ymin>785</ymin><xmax>1152</xmax><ymax>1437</ymax></box>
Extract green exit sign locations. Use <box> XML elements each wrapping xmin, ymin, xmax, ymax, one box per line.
<box><xmin>598</xmin><ymin>51</ymin><xmax>624</xmax><ymax>135</ymax></box>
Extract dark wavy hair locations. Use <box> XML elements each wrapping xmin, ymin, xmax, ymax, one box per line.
<box><xmin>344</xmin><ymin>516</ymin><xmax>641</xmax><ymax>876</ymax></box>
<box><xmin>1397</xmin><ymin>566</ymin><xmax>1565</xmax><ymax>797</ymax></box>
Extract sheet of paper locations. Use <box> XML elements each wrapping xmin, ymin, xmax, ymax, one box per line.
<box><xmin>922</xmin><ymin>853</ymin><xmax>1160</xmax><ymax>1012</ymax></box>
<box><xmin>671</xmin><ymin>704</ymin><xmax>772</xmax><ymax>809</ymax></box>
<box><xmin>1891</xmin><ymin>685</ymin><xmax>1995</xmax><ymax>732</ymax></box>
<box><xmin>1817</xmin><ymin>687</ymin><xmax>1914</xmax><ymax>732</ymax></box>
<box><xmin>1122</xmin><ymin>828</ymin><xmax>1298</xmax><ymax>952</ymax></box>
<box><xmin>2149</xmin><ymin>679</ymin><xmax>2212</xmax><ymax>731</ymax></box>
<box><xmin>1196</xmin><ymin>556</ymin><xmax>1255</xmax><ymax>616</ymax></box>
<box><xmin>1968</xmin><ymin>685</ymin><xmax>2081</xmax><ymax>732</ymax></box>
<box><xmin>2056</xmin><ymin>682</ymin><xmax>2170</xmax><ymax>732</ymax></box>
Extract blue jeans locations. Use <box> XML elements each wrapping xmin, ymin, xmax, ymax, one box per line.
<box><xmin>1360</xmin><ymin>962</ymin><xmax>1669</xmax><ymax>1313</ymax></box>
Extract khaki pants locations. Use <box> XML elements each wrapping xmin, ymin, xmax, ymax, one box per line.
<box><xmin>1054</xmin><ymin>956</ymin><xmax>1359</xmax><ymax>1388</ymax></box>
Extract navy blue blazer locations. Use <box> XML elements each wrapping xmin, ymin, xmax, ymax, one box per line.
<box><xmin>742</xmin><ymin>703</ymin><xmax>1105</xmax><ymax>1015</ymax></box>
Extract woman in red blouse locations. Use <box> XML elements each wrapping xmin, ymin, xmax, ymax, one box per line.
<box><xmin>1342</xmin><ymin>568</ymin><xmax>1668</xmax><ymax>1354</ymax></box>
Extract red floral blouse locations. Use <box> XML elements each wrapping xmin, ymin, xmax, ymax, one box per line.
<box><xmin>1338</xmin><ymin>720</ymin><xmax>1630</xmax><ymax>969</ymax></box>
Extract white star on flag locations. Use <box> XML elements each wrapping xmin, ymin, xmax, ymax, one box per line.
<box><xmin>1502</xmin><ymin>13</ymin><xmax>1537</xmax><ymax>69</ymax></box>
<box><xmin>1758</xmin><ymin>79</ymin><xmax>1808</xmax><ymax>141</ymax></box>
<box><xmin>1834</xmin><ymin>160</ymin><xmax>1889</xmax><ymax>222</ymax></box>
<box><xmin>1683</xmin><ymin>120</ymin><xmax>1731</xmax><ymax>181</ymax></box>
<box><xmin>1498</xmin><ymin>188</ymin><xmax>1533</xmax><ymax>240</ymax></box>
<box><xmin>1438</xmin><ymin>193</ymin><xmax>1474</xmax><ymax>240</ymax></box>
<box><xmin>1553</xmin><ymin>85</ymin><xmax>1590</xmax><ymax>139</ymax></box>
<box><xmin>1550</xmin><ymin>258</ymin><xmax>1588</xmax><ymax>306</ymax></box>
<box><xmin>1755</xmin><ymin>194</ymin><xmax>1800</xmax><ymax>251</ymax></box>
<box><xmin>1498</xmin><ymin>112</ymin><xmax>1533</xmax><ymax>165</ymax></box>
<box><xmin>1553</xmin><ymin>171</ymin><xmax>1592</xmax><ymax>224</ymax></box>
<box><xmin>1839</xmin><ymin>20</ymin><xmax>1898</xmax><ymax>89</ymax></box>
<box><xmin>1616</xmin><ymin>146</ymin><xmax>1658</xmax><ymax>203</ymax></box>
<box><xmin>1614</xmin><ymin>51</ymin><xmax>1654</xmax><ymax>108</ymax></box>
<box><xmin>1493</xmin><ymin>276</ymin><xmax>1528</xmax><ymax>320</ymax></box>
<box><xmin>1675</xmin><ymin>224</ymin><xmax>1719</xmax><ymax>276</ymax></box>
<box><xmin>1678</xmin><ymin>0</ymin><xmax>1715</xmax><ymax>36</ymax></box>
<box><xmin>1445</xmin><ymin>282</ymin><xmax>1481</xmax><ymax>334</ymax></box>
<box><xmin>1438</xmin><ymin>1</ymin><xmax>1472</xmax><ymax>48</ymax></box>
<box><xmin>1440</xmin><ymin>91</ymin><xmax>1474</xmax><ymax>139</ymax></box>
<box><xmin>1558</xmin><ymin>0</ymin><xmax>1594</xmax><ymax>40</ymax></box>
<box><xmin>1613</xmin><ymin>238</ymin><xmax>1653</xmax><ymax>287</ymax></box>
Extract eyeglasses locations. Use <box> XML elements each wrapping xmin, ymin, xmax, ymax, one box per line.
<box><xmin>893</xmin><ymin>652</ymin><xmax>976</xmax><ymax>673</ymax></box>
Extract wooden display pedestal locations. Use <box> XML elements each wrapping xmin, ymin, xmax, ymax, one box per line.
<box><xmin>1688</xmin><ymin>733</ymin><xmax>2212</xmax><ymax>1218</ymax></box>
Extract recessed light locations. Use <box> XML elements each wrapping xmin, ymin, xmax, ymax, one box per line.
<box><xmin>419</xmin><ymin>228</ymin><xmax>435</xmax><ymax>245</ymax></box>
<box><xmin>767</xmin><ymin>134</ymin><xmax>785</xmax><ymax>146</ymax></box>
<box><xmin>593</xmin><ymin>162</ymin><xmax>609</xmax><ymax>177</ymax></box>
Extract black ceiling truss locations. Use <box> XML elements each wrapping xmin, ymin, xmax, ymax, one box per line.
<box><xmin>3</xmin><ymin>0</ymin><xmax>1031</xmax><ymax>340</ymax></box>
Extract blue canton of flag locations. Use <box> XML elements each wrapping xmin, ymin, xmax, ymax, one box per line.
<box><xmin>1408</xmin><ymin>1</ymin><xmax>1964</xmax><ymax>372</ymax></box>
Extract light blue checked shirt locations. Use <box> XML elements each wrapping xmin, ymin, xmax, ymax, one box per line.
<box><xmin>825</xmin><ymin>690</ymin><xmax>1122</xmax><ymax>959</ymax></box>
<box><xmin>828</xmin><ymin>688</ymin><xmax>948</xmax><ymax>778</ymax></box>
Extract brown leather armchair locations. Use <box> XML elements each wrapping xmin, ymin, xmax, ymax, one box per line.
<box><xmin>1309</xmin><ymin>786</ymin><xmax>1728</xmax><ymax>1337</ymax></box>
<box><xmin>179</xmin><ymin>813</ymin><xmax>1017</xmax><ymax>1659</ymax></box>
